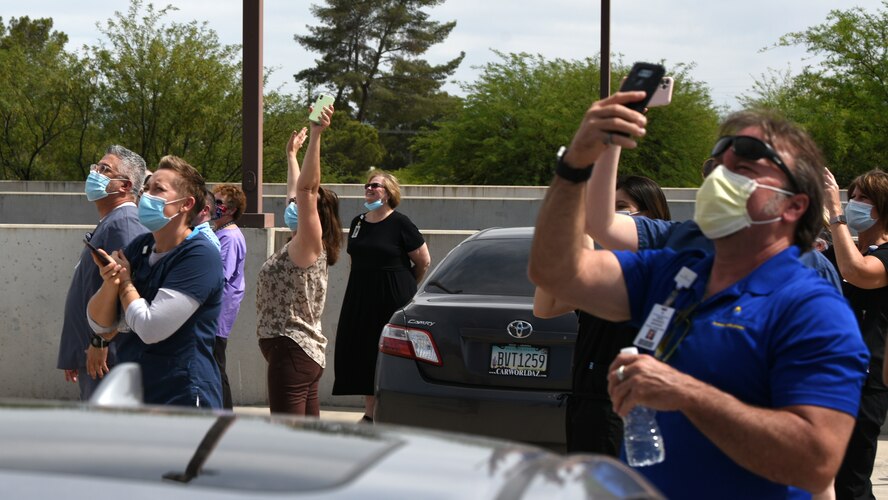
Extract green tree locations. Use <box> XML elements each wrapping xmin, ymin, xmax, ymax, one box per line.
<box><xmin>745</xmin><ymin>1</ymin><xmax>888</xmax><ymax>185</ymax></box>
<box><xmin>89</xmin><ymin>0</ymin><xmax>243</xmax><ymax>177</ymax></box>
<box><xmin>0</xmin><ymin>16</ymin><xmax>82</xmax><ymax>180</ymax></box>
<box><xmin>294</xmin><ymin>0</ymin><xmax>464</xmax><ymax>169</ymax></box>
<box><xmin>409</xmin><ymin>52</ymin><xmax>720</xmax><ymax>186</ymax></box>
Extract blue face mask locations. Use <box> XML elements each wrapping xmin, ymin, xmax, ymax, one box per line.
<box><xmin>846</xmin><ymin>200</ymin><xmax>878</xmax><ymax>232</ymax></box>
<box><xmin>284</xmin><ymin>202</ymin><xmax>299</xmax><ymax>231</ymax></box>
<box><xmin>213</xmin><ymin>204</ymin><xmax>226</xmax><ymax>221</ymax></box>
<box><xmin>364</xmin><ymin>199</ymin><xmax>385</xmax><ymax>211</ymax></box>
<box><xmin>85</xmin><ymin>171</ymin><xmax>127</xmax><ymax>202</ymax></box>
<box><xmin>138</xmin><ymin>193</ymin><xmax>185</xmax><ymax>232</ymax></box>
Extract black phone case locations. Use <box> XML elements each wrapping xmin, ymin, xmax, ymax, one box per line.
<box><xmin>619</xmin><ymin>62</ymin><xmax>666</xmax><ymax>112</ymax></box>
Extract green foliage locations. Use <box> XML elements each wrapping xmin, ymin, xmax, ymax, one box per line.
<box><xmin>408</xmin><ymin>52</ymin><xmax>720</xmax><ymax>186</ymax></box>
<box><xmin>0</xmin><ymin>16</ymin><xmax>82</xmax><ymax>180</ymax></box>
<box><xmin>745</xmin><ymin>1</ymin><xmax>888</xmax><ymax>186</ymax></box>
<box><xmin>89</xmin><ymin>0</ymin><xmax>243</xmax><ymax>178</ymax></box>
<box><xmin>294</xmin><ymin>0</ymin><xmax>464</xmax><ymax>168</ymax></box>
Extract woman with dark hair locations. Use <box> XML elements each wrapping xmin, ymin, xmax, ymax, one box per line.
<box><xmin>534</xmin><ymin>174</ymin><xmax>670</xmax><ymax>455</ymax></box>
<box><xmin>334</xmin><ymin>169</ymin><xmax>431</xmax><ymax>422</ymax></box>
<box><xmin>211</xmin><ymin>183</ymin><xmax>248</xmax><ymax>409</ymax></box>
<box><xmin>256</xmin><ymin>105</ymin><xmax>342</xmax><ymax>416</ymax></box>
<box><xmin>615</xmin><ymin>175</ymin><xmax>671</xmax><ymax>220</ymax></box>
<box><xmin>87</xmin><ymin>155</ymin><xmax>224</xmax><ymax>408</ymax></box>
<box><xmin>824</xmin><ymin>168</ymin><xmax>888</xmax><ymax>499</ymax></box>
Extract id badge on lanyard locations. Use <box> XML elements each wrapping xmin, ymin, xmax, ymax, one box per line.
<box><xmin>633</xmin><ymin>266</ymin><xmax>697</xmax><ymax>352</ymax></box>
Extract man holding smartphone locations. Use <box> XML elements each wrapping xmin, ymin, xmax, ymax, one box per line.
<box><xmin>530</xmin><ymin>91</ymin><xmax>867</xmax><ymax>498</ymax></box>
<box><xmin>56</xmin><ymin>145</ymin><xmax>149</xmax><ymax>400</ymax></box>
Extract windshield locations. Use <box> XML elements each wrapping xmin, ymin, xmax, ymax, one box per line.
<box><xmin>424</xmin><ymin>237</ymin><xmax>534</xmax><ymax>297</ymax></box>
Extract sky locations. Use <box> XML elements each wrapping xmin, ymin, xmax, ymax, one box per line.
<box><xmin>2</xmin><ymin>0</ymin><xmax>884</xmax><ymax>110</ymax></box>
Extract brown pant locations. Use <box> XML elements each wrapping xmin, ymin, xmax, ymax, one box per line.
<box><xmin>259</xmin><ymin>336</ymin><xmax>323</xmax><ymax>416</ymax></box>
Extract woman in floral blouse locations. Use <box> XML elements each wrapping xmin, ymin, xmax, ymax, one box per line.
<box><xmin>255</xmin><ymin>104</ymin><xmax>341</xmax><ymax>415</ymax></box>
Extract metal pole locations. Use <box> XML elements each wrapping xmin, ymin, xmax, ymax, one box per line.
<box><xmin>600</xmin><ymin>0</ymin><xmax>611</xmax><ymax>100</ymax></box>
<box><xmin>239</xmin><ymin>0</ymin><xmax>273</xmax><ymax>228</ymax></box>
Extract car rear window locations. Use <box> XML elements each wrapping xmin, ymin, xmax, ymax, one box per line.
<box><xmin>424</xmin><ymin>237</ymin><xmax>534</xmax><ymax>296</ymax></box>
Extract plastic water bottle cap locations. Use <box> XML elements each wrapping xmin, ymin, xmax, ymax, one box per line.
<box><xmin>621</xmin><ymin>346</ymin><xmax>639</xmax><ymax>355</ymax></box>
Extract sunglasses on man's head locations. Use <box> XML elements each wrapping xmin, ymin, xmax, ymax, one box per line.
<box><xmin>711</xmin><ymin>135</ymin><xmax>798</xmax><ymax>193</ymax></box>
<box><xmin>364</xmin><ymin>182</ymin><xmax>384</xmax><ymax>189</ymax></box>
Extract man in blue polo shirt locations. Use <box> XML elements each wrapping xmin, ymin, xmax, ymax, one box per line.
<box><xmin>529</xmin><ymin>91</ymin><xmax>867</xmax><ymax>499</ymax></box>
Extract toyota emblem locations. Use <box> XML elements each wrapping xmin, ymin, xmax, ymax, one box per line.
<box><xmin>507</xmin><ymin>320</ymin><xmax>533</xmax><ymax>339</ymax></box>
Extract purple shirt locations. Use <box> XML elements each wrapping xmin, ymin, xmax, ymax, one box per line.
<box><xmin>216</xmin><ymin>227</ymin><xmax>247</xmax><ymax>338</ymax></box>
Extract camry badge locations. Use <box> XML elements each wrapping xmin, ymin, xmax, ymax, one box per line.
<box><xmin>507</xmin><ymin>320</ymin><xmax>533</xmax><ymax>339</ymax></box>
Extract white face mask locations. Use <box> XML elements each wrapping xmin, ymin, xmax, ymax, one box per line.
<box><xmin>694</xmin><ymin>165</ymin><xmax>794</xmax><ymax>239</ymax></box>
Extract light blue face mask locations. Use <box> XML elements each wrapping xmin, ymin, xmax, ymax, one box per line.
<box><xmin>364</xmin><ymin>199</ymin><xmax>384</xmax><ymax>211</ymax></box>
<box><xmin>845</xmin><ymin>200</ymin><xmax>878</xmax><ymax>232</ymax></box>
<box><xmin>85</xmin><ymin>171</ymin><xmax>127</xmax><ymax>202</ymax></box>
<box><xmin>138</xmin><ymin>193</ymin><xmax>185</xmax><ymax>232</ymax></box>
<box><xmin>284</xmin><ymin>202</ymin><xmax>298</xmax><ymax>231</ymax></box>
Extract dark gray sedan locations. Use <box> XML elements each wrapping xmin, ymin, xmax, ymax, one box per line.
<box><xmin>375</xmin><ymin>227</ymin><xmax>580</xmax><ymax>450</ymax></box>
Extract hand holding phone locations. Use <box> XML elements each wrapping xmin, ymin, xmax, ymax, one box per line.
<box><xmin>83</xmin><ymin>239</ymin><xmax>114</xmax><ymax>266</ymax></box>
<box><xmin>308</xmin><ymin>94</ymin><xmax>335</xmax><ymax>124</ymax></box>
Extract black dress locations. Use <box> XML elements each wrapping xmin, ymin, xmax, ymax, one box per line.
<box><xmin>333</xmin><ymin>210</ymin><xmax>425</xmax><ymax>395</ymax></box>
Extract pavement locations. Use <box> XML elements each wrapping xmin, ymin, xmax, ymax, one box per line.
<box><xmin>874</xmin><ymin>438</ymin><xmax>888</xmax><ymax>498</ymax></box>
<box><xmin>235</xmin><ymin>406</ymin><xmax>888</xmax><ymax>497</ymax></box>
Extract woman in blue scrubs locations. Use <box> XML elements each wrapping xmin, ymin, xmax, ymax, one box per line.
<box><xmin>88</xmin><ymin>156</ymin><xmax>224</xmax><ymax>408</ymax></box>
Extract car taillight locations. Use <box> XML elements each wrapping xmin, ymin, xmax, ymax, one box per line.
<box><xmin>379</xmin><ymin>324</ymin><xmax>442</xmax><ymax>366</ymax></box>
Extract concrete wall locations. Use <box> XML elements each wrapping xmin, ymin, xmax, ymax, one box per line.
<box><xmin>0</xmin><ymin>188</ymin><xmax>698</xmax><ymax>228</ymax></box>
<box><xmin>0</xmin><ymin>224</ymin><xmax>472</xmax><ymax>407</ymax></box>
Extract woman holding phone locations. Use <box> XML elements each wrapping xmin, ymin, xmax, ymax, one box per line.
<box><xmin>255</xmin><ymin>104</ymin><xmax>342</xmax><ymax>416</ymax></box>
<box><xmin>87</xmin><ymin>156</ymin><xmax>223</xmax><ymax>408</ymax></box>
<box><xmin>824</xmin><ymin>167</ymin><xmax>888</xmax><ymax>499</ymax></box>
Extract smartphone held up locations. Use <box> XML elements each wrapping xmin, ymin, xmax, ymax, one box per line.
<box><xmin>647</xmin><ymin>76</ymin><xmax>674</xmax><ymax>108</ymax></box>
<box><xmin>618</xmin><ymin>62</ymin><xmax>666</xmax><ymax>112</ymax></box>
<box><xmin>308</xmin><ymin>94</ymin><xmax>335</xmax><ymax>124</ymax></box>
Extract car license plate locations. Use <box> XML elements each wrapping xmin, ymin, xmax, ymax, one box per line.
<box><xmin>489</xmin><ymin>344</ymin><xmax>548</xmax><ymax>378</ymax></box>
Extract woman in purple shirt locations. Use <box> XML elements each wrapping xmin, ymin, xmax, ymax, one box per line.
<box><xmin>212</xmin><ymin>183</ymin><xmax>248</xmax><ymax>409</ymax></box>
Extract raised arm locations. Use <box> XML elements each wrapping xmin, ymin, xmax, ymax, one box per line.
<box><xmin>289</xmin><ymin>106</ymin><xmax>332</xmax><ymax>268</ymax></box>
<box><xmin>286</xmin><ymin>127</ymin><xmax>308</xmax><ymax>202</ymax></box>
<box><xmin>583</xmin><ymin>145</ymin><xmax>641</xmax><ymax>250</ymax></box>
<box><xmin>824</xmin><ymin>167</ymin><xmax>888</xmax><ymax>289</ymax></box>
<box><xmin>528</xmin><ymin>93</ymin><xmax>647</xmax><ymax>321</ymax></box>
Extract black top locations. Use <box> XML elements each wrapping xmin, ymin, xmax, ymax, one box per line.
<box><xmin>825</xmin><ymin>243</ymin><xmax>888</xmax><ymax>390</ymax></box>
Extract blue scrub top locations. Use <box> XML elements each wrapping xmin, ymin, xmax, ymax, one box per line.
<box><xmin>118</xmin><ymin>232</ymin><xmax>224</xmax><ymax>409</ymax></box>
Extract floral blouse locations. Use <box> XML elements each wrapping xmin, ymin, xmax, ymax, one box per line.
<box><xmin>256</xmin><ymin>243</ymin><xmax>329</xmax><ymax>368</ymax></box>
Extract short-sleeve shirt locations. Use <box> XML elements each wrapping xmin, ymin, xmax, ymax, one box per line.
<box><xmin>346</xmin><ymin>210</ymin><xmax>425</xmax><ymax>269</ymax></box>
<box><xmin>634</xmin><ymin>217</ymin><xmax>842</xmax><ymax>289</ymax></box>
<box><xmin>614</xmin><ymin>245</ymin><xmax>868</xmax><ymax>499</ymax></box>
<box><xmin>216</xmin><ymin>227</ymin><xmax>246</xmax><ymax>339</ymax></box>
<box><xmin>188</xmin><ymin>221</ymin><xmax>221</xmax><ymax>251</ymax></box>
<box><xmin>57</xmin><ymin>204</ymin><xmax>148</xmax><ymax>370</ymax></box>
<box><xmin>117</xmin><ymin>232</ymin><xmax>224</xmax><ymax>408</ymax></box>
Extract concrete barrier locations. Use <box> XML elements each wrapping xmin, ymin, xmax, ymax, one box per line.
<box><xmin>0</xmin><ymin>224</ymin><xmax>473</xmax><ymax>406</ymax></box>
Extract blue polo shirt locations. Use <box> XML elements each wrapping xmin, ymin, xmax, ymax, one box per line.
<box><xmin>117</xmin><ymin>232</ymin><xmax>224</xmax><ymax>409</ymax></box>
<box><xmin>634</xmin><ymin>217</ymin><xmax>842</xmax><ymax>290</ymax></box>
<box><xmin>614</xmin><ymin>245</ymin><xmax>868</xmax><ymax>499</ymax></box>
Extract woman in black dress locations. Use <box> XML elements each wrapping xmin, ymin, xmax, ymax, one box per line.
<box><xmin>333</xmin><ymin>171</ymin><xmax>430</xmax><ymax>421</ymax></box>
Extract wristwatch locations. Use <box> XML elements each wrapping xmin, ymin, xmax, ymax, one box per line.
<box><xmin>829</xmin><ymin>214</ymin><xmax>847</xmax><ymax>225</ymax></box>
<box><xmin>555</xmin><ymin>146</ymin><xmax>594</xmax><ymax>183</ymax></box>
<box><xmin>90</xmin><ymin>334</ymin><xmax>109</xmax><ymax>349</ymax></box>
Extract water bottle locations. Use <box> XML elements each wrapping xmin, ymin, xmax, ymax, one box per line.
<box><xmin>620</xmin><ymin>347</ymin><xmax>665</xmax><ymax>467</ymax></box>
